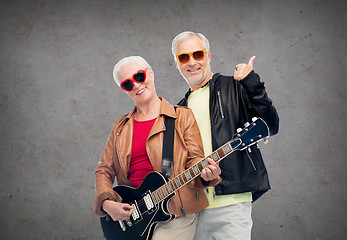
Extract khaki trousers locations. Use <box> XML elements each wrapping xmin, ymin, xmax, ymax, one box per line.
<box><xmin>152</xmin><ymin>213</ymin><xmax>197</xmax><ymax>240</ymax></box>
<box><xmin>193</xmin><ymin>202</ymin><xmax>253</xmax><ymax>240</ymax></box>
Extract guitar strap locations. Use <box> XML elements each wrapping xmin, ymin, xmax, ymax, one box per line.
<box><xmin>161</xmin><ymin>107</ymin><xmax>176</xmax><ymax>179</ymax></box>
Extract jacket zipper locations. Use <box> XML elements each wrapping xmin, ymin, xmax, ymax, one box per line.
<box><xmin>246</xmin><ymin>150</ymin><xmax>257</xmax><ymax>171</ymax></box>
<box><xmin>217</xmin><ymin>91</ymin><xmax>225</xmax><ymax>119</ymax></box>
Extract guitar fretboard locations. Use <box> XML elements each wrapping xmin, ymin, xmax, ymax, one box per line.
<box><xmin>151</xmin><ymin>139</ymin><xmax>242</xmax><ymax>204</ymax></box>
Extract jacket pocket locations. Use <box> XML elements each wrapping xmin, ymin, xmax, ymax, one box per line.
<box><xmin>217</xmin><ymin>91</ymin><xmax>225</xmax><ymax>119</ymax></box>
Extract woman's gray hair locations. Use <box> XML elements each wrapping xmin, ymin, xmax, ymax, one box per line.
<box><xmin>113</xmin><ymin>56</ymin><xmax>151</xmax><ymax>86</ymax></box>
<box><xmin>171</xmin><ymin>31</ymin><xmax>210</xmax><ymax>57</ymax></box>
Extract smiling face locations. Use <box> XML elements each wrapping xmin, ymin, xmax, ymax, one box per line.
<box><xmin>175</xmin><ymin>36</ymin><xmax>213</xmax><ymax>90</ymax></box>
<box><xmin>117</xmin><ymin>62</ymin><xmax>156</xmax><ymax>105</ymax></box>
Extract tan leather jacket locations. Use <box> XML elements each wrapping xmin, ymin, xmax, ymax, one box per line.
<box><xmin>93</xmin><ymin>97</ymin><xmax>220</xmax><ymax>217</ymax></box>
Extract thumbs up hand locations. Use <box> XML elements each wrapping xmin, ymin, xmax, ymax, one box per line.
<box><xmin>234</xmin><ymin>56</ymin><xmax>256</xmax><ymax>81</ymax></box>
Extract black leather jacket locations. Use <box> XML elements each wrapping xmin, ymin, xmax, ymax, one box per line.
<box><xmin>178</xmin><ymin>71</ymin><xmax>279</xmax><ymax>201</ymax></box>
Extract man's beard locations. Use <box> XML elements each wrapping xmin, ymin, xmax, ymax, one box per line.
<box><xmin>179</xmin><ymin>69</ymin><xmax>205</xmax><ymax>86</ymax></box>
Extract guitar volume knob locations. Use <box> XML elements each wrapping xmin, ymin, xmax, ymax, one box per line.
<box><xmin>126</xmin><ymin>220</ymin><xmax>133</xmax><ymax>227</ymax></box>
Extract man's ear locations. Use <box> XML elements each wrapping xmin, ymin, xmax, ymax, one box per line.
<box><xmin>208</xmin><ymin>51</ymin><xmax>211</xmax><ymax>63</ymax></box>
<box><xmin>175</xmin><ymin>60</ymin><xmax>179</xmax><ymax>69</ymax></box>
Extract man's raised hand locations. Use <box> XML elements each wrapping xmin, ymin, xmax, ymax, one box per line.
<box><xmin>234</xmin><ymin>56</ymin><xmax>256</xmax><ymax>81</ymax></box>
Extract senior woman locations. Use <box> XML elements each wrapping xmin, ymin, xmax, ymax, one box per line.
<box><xmin>93</xmin><ymin>56</ymin><xmax>221</xmax><ymax>240</ymax></box>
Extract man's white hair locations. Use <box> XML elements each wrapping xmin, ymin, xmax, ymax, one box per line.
<box><xmin>113</xmin><ymin>56</ymin><xmax>151</xmax><ymax>86</ymax></box>
<box><xmin>171</xmin><ymin>31</ymin><xmax>210</xmax><ymax>57</ymax></box>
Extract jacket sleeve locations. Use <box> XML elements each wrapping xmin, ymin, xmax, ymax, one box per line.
<box><xmin>239</xmin><ymin>71</ymin><xmax>280</xmax><ymax>136</ymax></box>
<box><xmin>93</xmin><ymin>125</ymin><xmax>123</xmax><ymax>217</ymax></box>
<box><xmin>180</xmin><ymin>108</ymin><xmax>221</xmax><ymax>188</ymax></box>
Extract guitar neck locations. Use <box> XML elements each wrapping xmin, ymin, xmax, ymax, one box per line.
<box><xmin>151</xmin><ymin>138</ymin><xmax>242</xmax><ymax>204</ymax></box>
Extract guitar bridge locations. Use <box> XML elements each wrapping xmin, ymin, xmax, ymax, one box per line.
<box><xmin>118</xmin><ymin>220</ymin><xmax>126</xmax><ymax>231</ymax></box>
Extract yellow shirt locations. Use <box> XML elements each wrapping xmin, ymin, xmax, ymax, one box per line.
<box><xmin>187</xmin><ymin>84</ymin><xmax>252</xmax><ymax>209</ymax></box>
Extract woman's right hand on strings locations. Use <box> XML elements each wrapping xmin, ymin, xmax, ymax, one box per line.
<box><xmin>102</xmin><ymin>199</ymin><xmax>133</xmax><ymax>221</ymax></box>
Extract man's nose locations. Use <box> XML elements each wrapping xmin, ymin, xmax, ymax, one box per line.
<box><xmin>187</xmin><ymin>56</ymin><xmax>197</xmax><ymax>65</ymax></box>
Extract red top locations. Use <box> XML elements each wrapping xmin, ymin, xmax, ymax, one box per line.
<box><xmin>128</xmin><ymin>118</ymin><xmax>156</xmax><ymax>188</ymax></box>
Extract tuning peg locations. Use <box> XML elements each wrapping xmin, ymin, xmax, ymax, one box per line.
<box><xmin>244</xmin><ymin>122</ymin><xmax>250</xmax><ymax>127</ymax></box>
<box><xmin>237</xmin><ymin>128</ymin><xmax>242</xmax><ymax>133</ymax></box>
<box><xmin>252</xmin><ymin>117</ymin><xmax>258</xmax><ymax>122</ymax></box>
<box><xmin>247</xmin><ymin>147</ymin><xmax>252</xmax><ymax>153</ymax></box>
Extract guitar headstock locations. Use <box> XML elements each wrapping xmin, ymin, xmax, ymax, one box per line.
<box><xmin>233</xmin><ymin>117</ymin><xmax>269</xmax><ymax>151</ymax></box>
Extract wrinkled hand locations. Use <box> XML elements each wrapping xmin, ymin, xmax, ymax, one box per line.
<box><xmin>201</xmin><ymin>158</ymin><xmax>221</xmax><ymax>181</ymax></box>
<box><xmin>234</xmin><ymin>56</ymin><xmax>256</xmax><ymax>81</ymax></box>
<box><xmin>102</xmin><ymin>200</ymin><xmax>133</xmax><ymax>221</ymax></box>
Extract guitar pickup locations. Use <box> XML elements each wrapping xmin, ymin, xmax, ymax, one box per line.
<box><xmin>143</xmin><ymin>191</ymin><xmax>156</xmax><ymax>214</ymax></box>
<box><xmin>131</xmin><ymin>201</ymin><xmax>142</xmax><ymax>224</ymax></box>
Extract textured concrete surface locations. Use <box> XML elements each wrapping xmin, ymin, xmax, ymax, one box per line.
<box><xmin>1</xmin><ymin>0</ymin><xmax>346</xmax><ymax>239</ymax></box>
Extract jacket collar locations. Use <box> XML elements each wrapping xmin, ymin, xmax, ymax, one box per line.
<box><xmin>159</xmin><ymin>96</ymin><xmax>177</xmax><ymax>119</ymax></box>
<box><xmin>183</xmin><ymin>73</ymin><xmax>221</xmax><ymax>99</ymax></box>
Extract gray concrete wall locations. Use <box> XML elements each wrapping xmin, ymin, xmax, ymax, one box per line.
<box><xmin>1</xmin><ymin>0</ymin><xmax>346</xmax><ymax>239</ymax></box>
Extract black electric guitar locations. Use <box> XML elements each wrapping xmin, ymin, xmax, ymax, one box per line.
<box><xmin>100</xmin><ymin>117</ymin><xmax>269</xmax><ymax>240</ymax></box>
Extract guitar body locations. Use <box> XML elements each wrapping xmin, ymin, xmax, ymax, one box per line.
<box><xmin>100</xmin><ymin>172</ymin><xmax>175</xmax><ymax>240</ymax></box>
